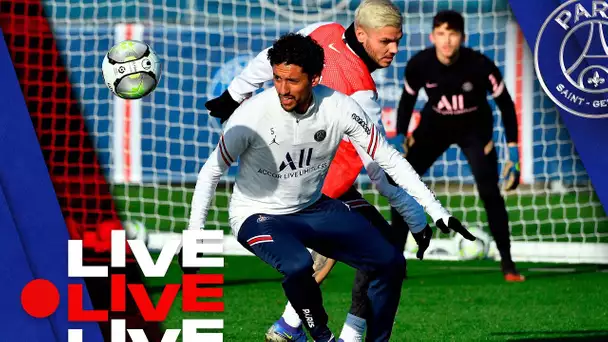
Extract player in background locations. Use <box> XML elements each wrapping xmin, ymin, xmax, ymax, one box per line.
<box><xmin>204</xmin><ymin>1</ymin><xmax>434</xmax><ymax>341</ymax></box>
<box><xmin>185</xmin><ymin>33</ymin><xmax>475</xmax><ymax>342</ymax></box>
<box><xmin>393</xmin><ymin>10</ymin><xmax>525</xmax><ymax>282</ymax></box>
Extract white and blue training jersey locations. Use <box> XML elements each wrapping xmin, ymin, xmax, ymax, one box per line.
<box><xmin>189</xmin><ymin>85</ymin><xmax>450</xmax><ymax>236</ymax></box>
<box><xmin>225</xmin><ymin>21</ymin><xmax>429</xmax><ymax>232</ymax></box>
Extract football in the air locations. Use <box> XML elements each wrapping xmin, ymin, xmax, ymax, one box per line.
<box><xmin>455</xmin><ymin>227</ymin><xmax>492</xmax><ymax>260</ymax></box>
<box><xmin>124</xmin><ymin>220</ymin><xmax>149</xmax><ymax>245</ymax></box>
<box><xmin>102</xmin><ymin>39</ymin><xmax>161</xmax><ymax>99</ymax></box>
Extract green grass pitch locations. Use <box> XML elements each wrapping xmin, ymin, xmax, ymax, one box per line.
<box><xmin>112</xmin><ymin>184</ymin><xmax>608</xmax><ymax>340</ymax></box>
<box><xmin>147</xmin><ymin>256</ymin><xmax>608</xmax><ymax>341</ymax></box>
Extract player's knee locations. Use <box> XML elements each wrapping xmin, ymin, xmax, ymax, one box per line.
<box><xmin>280</xmin><ymin>254</ymin><xmax>314</xmax><ymax>279</ymax></box>
<box><xmin>380</xmin><ymin>250</ymin><xmax>406</xmax><ymax>283</ymax></box>
<box><xmin>376</xmin><ymin>247</ymin><xmax>406</xmax><ymax>274</ymax></box>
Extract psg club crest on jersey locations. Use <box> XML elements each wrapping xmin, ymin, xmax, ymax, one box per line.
<box><xmin>535</xmin><ymin>0</ymin><xmax>608</xmax><ymax>118</ymax></box>
<box><xmin>462</xmin><ymin>82</ymin><xmax>473</xmax><ymax>92</ymax></box>
<box><xmin>314</xmin><ymin>130</ymin><xmax>326</xmax><ymax>142</ymax></box>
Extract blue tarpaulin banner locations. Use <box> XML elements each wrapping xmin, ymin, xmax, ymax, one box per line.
<box><xmin>0</xmin><ymin>28</ymin><xmax>103</xmax><ymax>342</ymax></box>
<box><xmin>509</xmin><ymin>0</ymin><xmax>608</xmax><ymax>210</ymax></box>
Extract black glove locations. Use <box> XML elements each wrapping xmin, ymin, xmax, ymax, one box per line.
<box><xmin>205</xmin><ymin>90</ymin><xmax>240</xmax><ymax>124</ymax></box>
<box><xmin>411</xmin><ymin>224</ymin><xmax>433</xmax><ymax>260</ymax></box>
<box><xmin>178</xmin><ymin>247</ymin><xmax>199</xmax><ymax>275</ymax></box>
<box><xmin>435</xmin><ymin>217</ymin><xmax>477</xmax><ymax>241</ymax></box>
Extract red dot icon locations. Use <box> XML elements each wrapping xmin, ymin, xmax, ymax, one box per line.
<box><xmin>21</xmin><ymin>279</ymin><xmax>60</xmax><ymax>318</ymax></box>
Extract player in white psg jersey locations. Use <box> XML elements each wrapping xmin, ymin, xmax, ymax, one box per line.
<box><xmin>186</xmin><ymin>33</ymin><xmax>476</xmax><ymax>342</ymax></box>
<box><xmin>204</xmin><ymin>1</ymin><xmax>435</xmax><ymax>341</ymax></box>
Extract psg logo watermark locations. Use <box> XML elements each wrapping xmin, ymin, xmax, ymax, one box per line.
<box><xmin>208</xmin><ymin>53</ymin><xmax>255</xmax><ymax>99</ymax></box>
<box><xmin>535</xmin><ymin>0</ymin><xmax>608</xmax><ymax>118</ymax></box>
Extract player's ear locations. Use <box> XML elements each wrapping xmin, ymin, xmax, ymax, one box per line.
<box><xmin>355</xmin><ymin>25</ymin><xmax>368</xmax><ymax>44</ymax></box>
<box><xmin>429</xmin><ymin>32</ymin><xmax>435</xmax><ymax>44</ymax></box>
<box><xmin>311</xmin><ymin>74</ymin><xmax>321</xmax><ymax>87</ymax></box>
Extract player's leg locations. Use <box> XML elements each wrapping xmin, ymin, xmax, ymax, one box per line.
<box><xmin>266</xmin><ymin>250</ymin><xmax>335</xmax><ymax>341</ymax></box>
<box><xmin>268</xmin><ymin>187</ymin><xmax>403</xmax><ymax>342</ymax></box>
<box><xmin>236</xmin><ymin>214</ymin><xmax>335</xmax><ymax>341</ymax></box>
<box><xmin>268</xmin><ymin>301</ymin><xmax>304</xmax><ymax>342</ymax></box>
<box><xmin>337</xmin><ymin>186</ymin><xmax>409</xmax><ymax>341</ymax></box>
<box><xmin>299</xmin><ymin>196</ymin><xmax>406</xmax><ymax>342</ymax></box>
<box><xmin>458</xmin><ymin>135</ymin><xmax>525</xmax><ymax>282</ymax></box>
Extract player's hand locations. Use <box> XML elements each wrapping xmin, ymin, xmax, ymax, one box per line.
<box><xmin>502</xmin><ymin>145</ymin><xmax>521</xmax><ymax>191</ymax></box>
<box><xmin>411</xmin><ymin>224</ymin><xmax>433</xmax><ymax>260</ymax></box>
<box><xmin>435</xmin><ymin>217</ymin><xmax>477</xmax><ymax>241</ymax></box>
<box><xmin>402</xmin><ymin>135</ymin><xmax>415</xmax><ymax>157</ymax></box>
<box><xmin>205</xmin><ymin>90</ymin><xmax>240</xmax><ymax>124</ymax></box>
<box><xmin>178</xmin><ymin>247</ymin><xmax>199</xmax><ymax>275</ymax></box>
<box><xmin>394</xmin><ymin>134</ymin><xmax>414</xmax><ymax>157</ymax></box>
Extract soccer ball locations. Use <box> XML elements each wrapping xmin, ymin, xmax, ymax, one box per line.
<box><xmin>102</xmin><ymin>40</ymin><xmax>161</xmax><ymax>99</ymax></box>
<box><xmin>455</xmin><ymin>227</ymin><xmax>492</xmax><ymax>260</ymax></box>
<box><xmin>123</xmin><ymin>220</ymin><xmax>149</xmax><ymax>245</ymax></box>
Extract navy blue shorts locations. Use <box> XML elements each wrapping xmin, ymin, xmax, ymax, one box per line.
<box><xmin>236</xmin><ymin>195</ymin><xmax>402</xmax><ymax>276</ymax></box>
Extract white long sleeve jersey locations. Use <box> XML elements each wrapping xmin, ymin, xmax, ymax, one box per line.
<box><xmin>189</xmin><ymin>85</ymin><xmax>449</xmax><ymax>236</ymax></box>
<box><xmin>224</xmin><ymin>21</ymin><xmax>429</xmax><ymax>233</ymax></box>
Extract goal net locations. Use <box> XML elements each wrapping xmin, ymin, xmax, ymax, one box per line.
<box><xmin>8</xmin><ymin>0</ymin><xmax>608</xmax><ymax>263</ymax></box>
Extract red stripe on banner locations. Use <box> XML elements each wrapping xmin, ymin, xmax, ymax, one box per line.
<box><xmin>0</xmin><ymin>3</ymin><xmax>163</xmax><ymax>339</ymax></box>
<box><xmin>0</xmin><ymin>0</ymin><xmax>125</xmax><ymax>233</ymax></box>
<box><xmin>123</xmin><ymin>24</ymin><xmax>132</xmax><ymax>182</ymax></box>
<box><xmin>515</xmin><ymin>27</ymin><xmax>524</xmax><ymax>182</ymax></box>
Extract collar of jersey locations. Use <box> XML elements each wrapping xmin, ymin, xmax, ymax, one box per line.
<box><xmin>343</xmin><ymin>23</ymin><xmax>381</xmax><ymax>73</ymax></box>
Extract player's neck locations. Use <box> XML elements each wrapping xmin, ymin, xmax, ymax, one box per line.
<box><xmin>436</xmin><ymin>50</ymin><xmax>460</xmax><ymax>66</ymax></box>
<box><xmin>294</xmin><ymin>93</ymin><xmax>314</xmax><ymax>116</ymax></box>
<box><xmin>344</xmin><ymin>23</ymin><xmax>381</xmax><ymax>72</ymax></box>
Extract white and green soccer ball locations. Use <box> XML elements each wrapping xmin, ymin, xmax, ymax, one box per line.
<box><xmin>123</xmin><ymin>220</ymin><xmax>149</xmax><ymax>245</ymax></box>
<box><xmin>455</xmin><ymin>227</ymin><xmax>492</xmax><ymax>260</ymax></box>
<box><xmin>102</xmin><ymin>40</ymin><xmax>161</xmax><ymax>99</ymax></box>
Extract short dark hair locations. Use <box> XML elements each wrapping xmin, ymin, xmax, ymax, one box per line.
<box><xmin>433</xmin><ymin>10</ymin><xmax>465</xmax><ymax>34</ymax></box>
<box><xmin>267</xmin><ymin>33</ymin><xmax>325</xmax><ymax>78</ymax></box>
